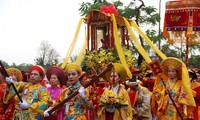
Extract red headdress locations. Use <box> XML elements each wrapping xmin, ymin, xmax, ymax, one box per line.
<box><xmin>29</xmin><ymin>65</ymin><xmax>45</xmax><ymax>79</ymax></box>
<box><xmin>46</xmin><ymin>66</ymin><xmax>66</xmax><ymax>87</ymax></box>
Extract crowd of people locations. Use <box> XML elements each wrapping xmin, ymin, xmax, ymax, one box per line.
<box><xmin>0</xmin><ymin>57</ymin><xmax>200</xmax><ymax>120</ymax></box>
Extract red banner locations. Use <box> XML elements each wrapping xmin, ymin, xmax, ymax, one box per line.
<box><xmin>164</xmin><ymin>0</ymin><xmax>200</xmax><ymax>31</ymax></box>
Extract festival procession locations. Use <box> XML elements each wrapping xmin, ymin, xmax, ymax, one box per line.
<box><xmin>1</xmin><ymin>0</ymin><xmax>200</xmax><ymax>120</ymax></box>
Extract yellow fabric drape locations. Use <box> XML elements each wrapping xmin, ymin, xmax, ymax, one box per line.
<box><xmin>129</xmin><ymin>21</ymin><xmax>167</xmax><ymax>60</ymax></box>
<box><xmin>61</xmin><ymin>18</ymin><xmax>83</xmax><ymax>69</ymax></box>
<box><xmin>111</xmin><ymin>14</ymin><xmax>132</xmax><ymax>79</ymax></box>
<box><xmin>76</xmin><ymin>25</ymin><xmax>88</xmax><ymax>66</ymax></box>
<box><xmin>123</xmin><ymin>17</ymin><xmax>152</xmax><ymax>64</ymax></box>
<box><xmin>178</xmin><ymin>61</ymin><xmax>196</xmax><ymax>107</ymax></box>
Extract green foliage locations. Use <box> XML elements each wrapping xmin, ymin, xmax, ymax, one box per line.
<box><xmin>0</xmin><ymin>60</ymin><xmax>9</xmax><ymax>68</ymax></box>
<box><xmin>0</xmin><ymin>60</ymin><xmax>33</xmax><ymax>71</ymax></box>
<box><xmin>82</xmin><ymin>47</ymin><xmax>135</xmax><ymax>73</ymax></box>
<box><xmin>79</xmin><ymin>1</ymin><xmax>110</xmax><ymax>16</ymax></box>
<box><xmin>10</xmin><ymin>63</ymin><xmax>33</xmax><ymax>71</ymax></box>
<box><xmin>145</xmin><ymin>29</ymin><xmax>158</xmax><ymax>44</ymax></box>
<box><xmin>139</xmin><ymin>7</ymin><xmax>160</xmax><ymax>26</ymax></box>
<box><xmin>189</xmin><ymin>55</ymin><xmax>200</xmax><ymax>68</ymax></box>
<box><xmin>161</xmin><ymin>44</ymin><xmax>180</xmax><ymax>57</ymax></box>
<box><xmin>160</xmin><ymin>43</ymin><xmax>200</xmax><ymax>68</ymax></box>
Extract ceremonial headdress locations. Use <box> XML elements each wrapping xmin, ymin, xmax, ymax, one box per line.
<box><xmin>130</xmin><ymin>68</ymin><xmax>141</xmax><ymax>73</ymax></box>
<box><xmin>188</xmin><ymin>69</ymin><xmax>197</xmax><ymax>80</ymax></box>
<box><xmin>145</xmin><ymin>70</ymin><xmax>153</xmax><ymax>77</ymax></box>
<box><xmin>105</xmin><ymin>63</ymin><xmax>127</xmax><ymax>83</ymax></box>
<box><xmin>161</xmin><ymin>57</ymin><xmax>182</xmax><ymax>79</ymax></box>
<box><xmin>46</xmin><ymin>66</ymin><xmax>66</xmax><ymax>86</ymax></box>
<box><xmin>125</xmin><ymin>80</ymin><xmax>141</xmax><ymax>86</ymax></box>
<box><xmin>159</xmin><ymin>57</ymin><xmax>196</xmax><ymax>107</ymax></box>
<box><xmin>192</xmin><ymin>68</ymin><xmax>200</xmax><ymax>73</ymax></box>
<box><xmin>65</xmin><ymin>63</ymin><xmax>82</xmax><ymax>74</ymax></box>
<box><xmin>7</xmin><ymin>68</ymin><xmax>23</xmax><ymax>81</ymax></box>
<box><xmin>197</xmin><ymin>70</ymin><xmax>200</xmax><ymax>74</ymax></box>
<box><xmin>29</xmin><ymin>65</ymin><xmax>45</xmax><ymax>79</ymax></box>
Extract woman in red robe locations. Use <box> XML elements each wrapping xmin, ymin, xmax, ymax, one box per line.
<box><xmin>0</xmin><ymin>67</ymin><xmax>15</xmax><ymax>120</ymax></box>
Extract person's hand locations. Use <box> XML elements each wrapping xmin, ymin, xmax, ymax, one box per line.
<box><xmin>44</xmin><ymin>109</ymin><xmax>50</xmax><ymax>117</ymax></box>
<box><xmin>19</xmin><ymin>100</ymin><xmax>28</xmax><ymax>109</ymax></box>
<box><xmin>6</xmin><ymin>77</ymin><xmax>13</xmax><ymax>84</ymax></box>
<box><xmin>165</xmin><ymin>87</ymin><xmax>170</xmax><ymax>95</ymax></box>
<box><xmin>78</xmin><ymin>86</ymin><xmax>86</xmax><ymax>98</ymax></box>
<box><xmin>137</xmin><ymin>108</ymin><xmax>143</xmax><ymax>114</ymax></box>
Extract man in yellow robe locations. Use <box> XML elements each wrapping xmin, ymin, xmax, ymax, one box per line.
<box><xmin>4</xmin><ymin>65</ymin><xmax>50</xmax><ymax>120</ymax></box>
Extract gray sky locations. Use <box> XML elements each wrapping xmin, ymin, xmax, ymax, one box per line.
<box><xmin>0</xmin><ymin>0</ymin><xmax>168</xmax><ymax>65</ymax></box>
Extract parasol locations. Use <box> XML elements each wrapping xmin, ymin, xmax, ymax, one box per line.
<box><xmin>163</xmin><ymin>0</ymin><xmax>200</xmax><ymax>67</ymax></box>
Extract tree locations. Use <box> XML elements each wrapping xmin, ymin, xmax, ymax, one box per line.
<box><xmin>34</xmin><ymin>40</ymin><xmax>60</xmax><ymax>69</ymax></box>
<box><xmin>188</xmin><ymin>54</ymin><xmax>200</xmax><ymax>68</ymax></box>
<box><xmin>160</xmin><ymin>43</ymin><xmax>200</xmax><ymax>67</ymax></box>
<box><xmin>13</xmin><ymin>63</ymin><xmax>33</xmax><ymax>71</ymax></box>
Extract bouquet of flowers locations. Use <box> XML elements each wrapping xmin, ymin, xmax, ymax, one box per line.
<box><xmin>99</xmin><ymin>90</ymin><xmax>127</xmax><ymax>108</ymax></box>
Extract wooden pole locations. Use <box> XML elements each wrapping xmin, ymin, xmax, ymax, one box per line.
<box><xmin>149</xmin><ymin>61</ymin><xmax>183</xmax><ymax>120</ymax></box>
<box><xmin>159</xmin><ymin>76</ymin><xmax>184</xmax><ymax>120</ymax></box>
<box><xmin>0</xmin><ymin>61</ymin><xmax>23</xmax><ymax>103</ymax></box>
<box><xmin>186</xmin><ymin>37</ymin><xmax>189</xmax><ymax>68</ymax></box>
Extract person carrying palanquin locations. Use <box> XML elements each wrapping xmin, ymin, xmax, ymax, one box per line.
<box><xmin>130</xmin><ymin>68</ymin><xmax>142</xmax><ymax>82</ymax></box>
<box><xmin>4</xmin><ymin>65</ymin><xmax>50</xmax><ymax>120</ymax></box>
<box><xmin>97</xmin><ymin>63</ymin><xmax>132</xmax><ymax>120</ymax></box>
<box><xmin>141</xmin><ymin>70</ymin><xmax>155</xmax><ymax>93</ymax></box>
<box><xmin>126</xmin><ymin>79</ymin><xmax>152</xmax><ymax>120</ymax></box>
<box><xmin>44</xmin><ymin>62</ymin><xmax>91</xmax><ymax>120</ymax></box>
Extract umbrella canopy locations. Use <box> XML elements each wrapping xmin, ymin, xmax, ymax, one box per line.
<box><xmin>163</xmin><ymin>0</ymin><xmax>200</xmax><ymax>44</ymax></box>
<box><xmin>163</xmin><ymin>0</ymin><xmax>200</xmax><ymax>67</ymax></box>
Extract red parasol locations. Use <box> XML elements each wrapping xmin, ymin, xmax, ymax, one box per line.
<box><xmin>163</xmin><ymin>0</ymin><xmax>200</xmax><ymax>67</ymax></box>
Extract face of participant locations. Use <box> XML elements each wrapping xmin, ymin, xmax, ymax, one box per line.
<box><xmin>80</xmin><ymin>76</ymin><xmax>88</xmax><ymax>86</ymax></box>
<box><xmin>167</xmin><ymin>68</ymin><xmax>178</xmax><ymax>79</ymax></box>
<box><xmin>130</xmin><ymin>84</ymin><xmax>139</xmax><ymax>91</ymax></box>
<box><xmin>150</xmin><ymin>75</ymin><xmax>156</xmax><ymax>80</ymax></box>
<box><xmin>11</xmin><ymin>76</ymin><xmax>18</xmax><ymax>82</ymax></box>
<box><xmin>132</xmin><ymin>72</ymin><xmax>139</xmax><ymax>77</ymax></box>
<box><xmin>67</xmin><ymin>69</ymin><xmax>80</xmax><ymax>86</ymax></box>
<box><xmin>110</xmin><ymin>71</ymin><xmax>120</xmax><ymax>85</ymax></box>
<box><xmin>30</xmin><ymin>70</ymin><xmax>43</xmax><ymax>85</ymax></box>
<box><xmin>50</xmin><ymin>74</ymin><xmax>60</xmax><ymax>87</ymax></box>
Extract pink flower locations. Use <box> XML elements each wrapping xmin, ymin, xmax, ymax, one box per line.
<box><xmin>180</xmin><ymin>91</ymin><xmax>187</xmax><ymax>98</ymax></box>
